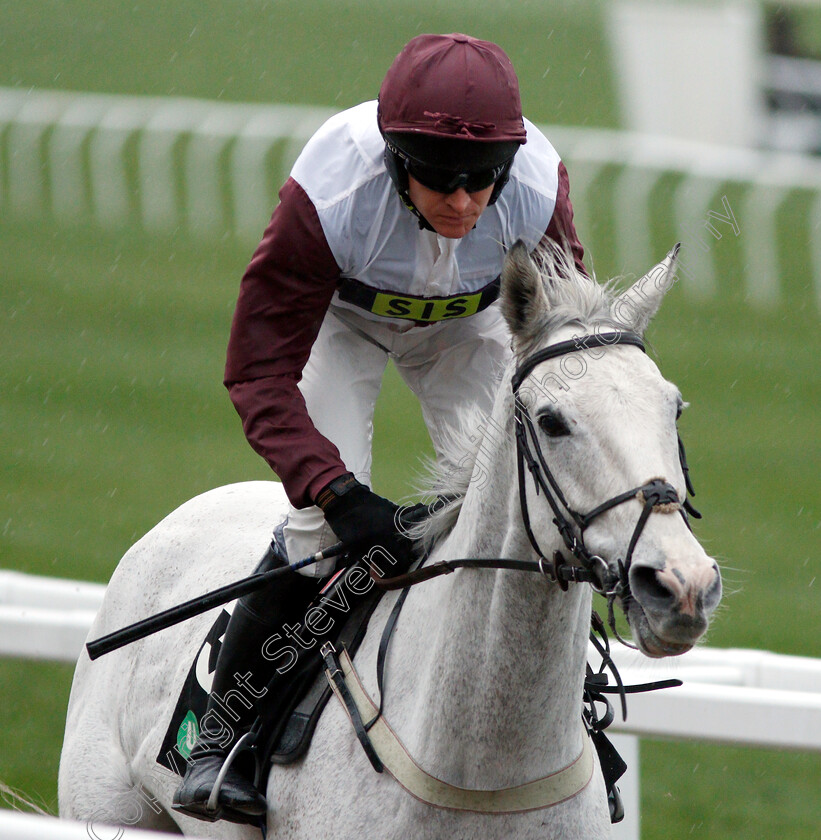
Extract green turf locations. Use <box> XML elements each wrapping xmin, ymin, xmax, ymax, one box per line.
<box><xmin>1</xmin><ymin>1</ymin><xmax>819</xmax><ymax>835</ymax></box>
<box><xmin>640</xmin><ymin>740</ymin><xmax>821</xmax><ymax>839</ymax></box>
<box><xmin>0</xmin><ymin>0</ymin><xmax>615</xmax><ymax>129</ymax></box>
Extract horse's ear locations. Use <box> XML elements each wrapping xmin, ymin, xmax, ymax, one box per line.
<box><xmin>501</xmin><ymin>240</ymin><xmax>549</xmax><ymax>344</ymax></box>
<box><xmin>613</xmin><ymin>244</ymin><xmax>680</xmax><ymax>335</ymax></box>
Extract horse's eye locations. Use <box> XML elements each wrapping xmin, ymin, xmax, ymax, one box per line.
<box><xmin>675</xmin><ymin>398</ymin><xmax>687</xmax><ymax>420</ymax></box>
<box><xmin>537</xmin><ymin>409</ymin><xmax>571</xmax><ymax>438</ymax></box>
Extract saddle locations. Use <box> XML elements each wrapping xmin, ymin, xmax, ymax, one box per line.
<box><xmin>156</xmin><ymin>559</ymin><xmax>386</xmax><ymax>780</ymax></box>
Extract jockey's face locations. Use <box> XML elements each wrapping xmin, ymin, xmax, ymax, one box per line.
<box><xmin>407</xmin><ymin>177</ymin><xmax>494</xmax><ymax>239</ymax></box>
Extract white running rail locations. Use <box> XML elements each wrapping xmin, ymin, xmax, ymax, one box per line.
<box><xmin>1</xmin><ymin>87</ymin><xmax>820</xmax><ymax>310</ymax></box>
<box><xmin>0</xmin><ymin>810</ymin><xmax>206</xmax><ymax>840</ymax></box>
<box><xmin>0</xmin><ymin>571</ymin><xmax>105</xmax><ymax>662</ymax></box>
<box><xmin>1</xmin><ymin>571</ymin><xmax>819</xmax><ymax>839</ymax></box>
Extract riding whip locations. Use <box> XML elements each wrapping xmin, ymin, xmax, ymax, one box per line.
<box><xmin>85</xmin><ymin>540</ymin><xmax>346</xmax><ymax>660</ymax></box>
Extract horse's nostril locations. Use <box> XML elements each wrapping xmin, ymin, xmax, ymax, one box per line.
<box><xmin>630</xmin><ymin>566</ymin><xmax>676</xmax><ymax>607</ymax></box>
<box><xmin>703</xmin><ymin>564</ymin><xmax>722</xmax><ymax>610</ymax></box>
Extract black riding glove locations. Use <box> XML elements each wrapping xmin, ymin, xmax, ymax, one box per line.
<box><xmin>315</xmin><ymin>473</ymin><xmax>415</xmax><ymax>566</ymax></box>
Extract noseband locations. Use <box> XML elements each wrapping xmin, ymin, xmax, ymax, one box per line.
<box><xmin>512</xmin><ymin>330</ymin><xmax>700</xmax><ymax>600</ymax></box>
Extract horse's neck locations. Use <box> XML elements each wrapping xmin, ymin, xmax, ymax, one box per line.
<box><xmin>386</xmin><ymin>396</ymin><xmax>592</xmax><ymax>788</ymax></box>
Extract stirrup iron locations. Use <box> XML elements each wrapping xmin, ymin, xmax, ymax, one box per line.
<box><xmin>205</xmin><ymin>731</ymin><xmax>257</xmax><ymax>815</ymax></box>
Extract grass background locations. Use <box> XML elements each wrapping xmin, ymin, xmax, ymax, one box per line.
<box><xmin>0</xmin><ymin>1</ymin><xmax>819</xmax><ymax>837</ymax></box>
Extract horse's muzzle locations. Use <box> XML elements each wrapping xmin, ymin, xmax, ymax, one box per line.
<box><xmin>627</xmin><ymin>559</ymin><xmax>722</xmax><ymax>657</ymax></box>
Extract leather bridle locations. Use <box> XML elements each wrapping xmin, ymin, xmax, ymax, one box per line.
<box><xmin>511</xmin><ymin>329</ymin><xmax>700</xmax><ymax>603</ymax></box>
<box><xmin>375</xmin><ymin>329</ymin><xmax>700</xmax><ymax>604</ymax></box>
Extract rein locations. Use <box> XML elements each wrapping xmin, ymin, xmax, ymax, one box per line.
<box><xmin>371</xmin><ymin>556</ymin><xmax>595</xmax><ymax>591</ymax></box>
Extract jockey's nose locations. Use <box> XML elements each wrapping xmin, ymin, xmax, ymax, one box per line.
<box><xmin>446</xmin><ymin>188</ymin><xmax>472</xmax><ymax>211</ymax></box>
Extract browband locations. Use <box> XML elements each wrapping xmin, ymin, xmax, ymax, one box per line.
<box><xmin>511</xmin><ymin>331</ymin><xmax>645</xmax><ymax>393</ymax></box>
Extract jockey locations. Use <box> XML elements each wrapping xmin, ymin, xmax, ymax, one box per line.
<box><xmin>173</xmin><ymin>32</ymin><xmax>586</xmax><ymax>823</ymax></box>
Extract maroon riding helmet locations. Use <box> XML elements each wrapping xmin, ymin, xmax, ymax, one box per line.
<box><xmin>377</xmin><ymin>33</ymin><xmax>528</xmax><ymax>226</ymax></box>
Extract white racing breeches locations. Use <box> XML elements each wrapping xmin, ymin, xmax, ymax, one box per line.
<box><xmin>283</xmin><ymin>303</ymin><xmax>512</xmax><ymax>576</ymax></box>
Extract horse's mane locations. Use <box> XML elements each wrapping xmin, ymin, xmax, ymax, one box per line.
<box><xmin>410</xmin><ymin>243</ymin><xmax>625</xmax><ymax>550</ymax></box>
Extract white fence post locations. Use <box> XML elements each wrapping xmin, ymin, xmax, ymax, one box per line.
<box><xmin>609</xmin><ymin>734</ymin><xmax>640</xmax><ymax>840</ymax></box>
<box><xmin>607</xmin><ymin>0</ymin><xmax>766</xmax><ymax>148</ymax></box>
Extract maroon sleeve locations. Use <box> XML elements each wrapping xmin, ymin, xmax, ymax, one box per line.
<box><xmin>542</xmin><ymin>161</ymin><xmax>587</xmax><ymax>276</ymax></box>
<box><xmin>224</xmin><ymin>177</ymin><xmax>349</xmax><ymax>508</ymax></box>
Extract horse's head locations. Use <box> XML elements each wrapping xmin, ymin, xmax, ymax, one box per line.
<box><xmin>500</xmin><ymin>241</ymin><xmax>721</xmax><ymax>657</ymax></box>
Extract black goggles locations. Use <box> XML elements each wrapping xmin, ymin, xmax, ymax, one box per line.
<box><xmin>391</xmin><ymin>143</ymin><xmax>510</xmax><ymax>194</ymax></box>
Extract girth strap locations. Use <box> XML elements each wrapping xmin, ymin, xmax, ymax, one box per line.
<box><xmin>321</xmin><ymin>643</ymin><xmax>384</xmax><ymax>773</ymax></box>
<box><xmin>324</xmin><ymin>645</ymin><xmax>595</xmax><ymax>814</ymax></box>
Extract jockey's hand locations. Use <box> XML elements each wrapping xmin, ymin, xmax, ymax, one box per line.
<box><xmin>315</xmin><ymin>473</ymin><xmax>414</xmax><ymax>565</ymax></box>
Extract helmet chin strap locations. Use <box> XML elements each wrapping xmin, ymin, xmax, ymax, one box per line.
<box><xmin>488</xmin><ymin>158</ymin><xmax>514</xmax><ymax>204</ymax></box>
<box><xmin>382</xmin><ymin>145</ymin><xmax>435</xmax><ymax>231</ymax></box>
<box><xmin>402</xmin><ymin>193</ymin><xmax>437</xmax><ymax>232</ymax></box>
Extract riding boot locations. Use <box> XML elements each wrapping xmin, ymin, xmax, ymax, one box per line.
<box><xmin>173</xmin><ymin>537</ymin><xmax>317</xmax><ymax>824</ymax></box>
